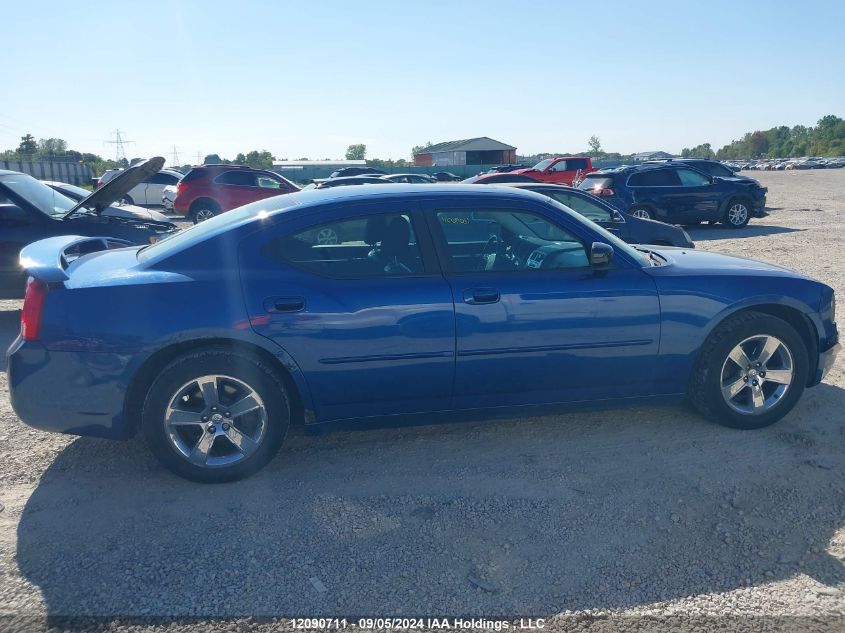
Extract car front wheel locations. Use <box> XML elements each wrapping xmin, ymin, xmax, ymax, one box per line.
<box><xmin>629</xmin><ymin>206</ymin><xmax>653</xmax><ymax>220</ymax></box>
<box><xmin>689</xmin><ymin>311</ymin><xmax>808</xmax><ymax>429</ymax></box>
<box><xmin>724</xmin><ymin>199</ymin><xmax>751</xmax><ymax>228</ymax></box>
<box><xmin>142</xmin><ymin>349</ymin><xmax>290</xmax><ymax>482</ymax></box>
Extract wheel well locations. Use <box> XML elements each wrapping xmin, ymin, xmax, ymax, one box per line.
<box><xmin>123</xmin><ymin>338</ymin><xmax>305</xmax><ymax>437</ymax></box>
<box><xmin>710</xmin><ymin>305</ymin><xmax>819</xmax><ymax>384</ymax></box>
<box><xmin>724</xmin><ymin>195</ymin><xmax>752</xmax><ymax>215</ymax></box>
<box><xmin>122</xmin><ymin>194</ymin><xmax>134</xmax><ymax>204</ymax></box>
<box><xmin>190</xmin><ymin>197</ymin><xmax>220</xmax><ymax>212</ymax></box>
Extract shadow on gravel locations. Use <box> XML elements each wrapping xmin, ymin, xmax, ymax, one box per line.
<box><xmin>687</xmin><ymin>224</ymin><xmax>801</xmax><ymax>242</ymax></box>
<box><xmin>0</xmin><ymin>307</ymin><xmax>20</xmax><ymax>371</ymax></box>
<box><xmin>686</xmin><ymin>222</ymin><xmax>804</xmax><ymax>242</ymax></box>
<box><xmin>16</xmin><ymin>383</ymin><xmax>845</xmax><ymax>618</ymax></box>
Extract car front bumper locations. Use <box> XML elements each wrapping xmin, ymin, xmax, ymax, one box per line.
<box><xmin>7</xmin><ymin>338</ymin><xmax>133</xmax><ymax>440</ymax></box>
<box><xmin>817</xmin><ymin>339</ymin><xmax>840</xmax><ymax>384</ymax></box>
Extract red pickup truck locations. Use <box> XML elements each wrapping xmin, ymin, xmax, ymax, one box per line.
<box><xmin>512</xmin><ymin>156</ymin><xmax>595</xmax><ymax>185</ymax></box>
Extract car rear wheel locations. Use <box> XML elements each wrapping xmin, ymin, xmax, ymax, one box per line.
<box><xmin>688</xmin><ymin>311</ymin><xmax>808</xmax><ymax>429</ymax></box>
<box><xmin>191</xmin><ymin>200</ymin><xmax>220</xmax><ymax>224</ymax></box>
<box><xmin>315</xmin><ymin>227</ymin><xmax>340</xmax><ymax>245</ymax></box>
<box><xmin>724</xmin><ymin>199</ymin><xmax>751</xmax><ymax>228</ymax></box>
<box><xmin>120</xmin><ymin>195</ymin><xmax>134</xmax><ymax>205</ymax></box>
<box><xmin>142</xmin><ymin>349</ymin><xmax>290</xmax><ymax>482</ymax></box>
<box><xmin>630</xmin><ymin>206</ymin><xmax>653</xmax><ymax>220</ymax></box>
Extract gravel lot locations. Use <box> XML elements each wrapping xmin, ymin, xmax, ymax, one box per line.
<box><xmin>0</xmin><ymin>169</ymin><xmax>844</xmax><ymax>632</ymax></box>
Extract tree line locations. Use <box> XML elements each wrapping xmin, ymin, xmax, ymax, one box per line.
<box><xmin>682</xmin><ymin>115</ymin><xmax>845</xmax><ymax>160</ymax></box>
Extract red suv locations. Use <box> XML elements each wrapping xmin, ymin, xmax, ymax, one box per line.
<box><xmin>173</xmin><ymin>165</ymin><xmax>300</xmax><ymax>223</ymax></box>
<box><xmin>512</xmin><ymin>156</ymin><xmax>595</xmax><ymax>186</ymax></box>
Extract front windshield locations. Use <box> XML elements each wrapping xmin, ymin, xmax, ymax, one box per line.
<box><xmin>544</xmin><ymin>197</ymin><xmax>650</xmax><ymax>266</ymax></box>
<box><xmin>532</xmin><ymin>158</ymin><xmax>554</xmax><ymax>171</ymax></box>
<box><xmin>1</xmin><ymin>174</ymin><xmax>75</xmax><ymax>216</ymax></box>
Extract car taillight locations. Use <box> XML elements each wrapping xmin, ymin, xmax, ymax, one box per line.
<box><xmin>593</xmin><ymin>188</ymin><xmax>615</xmax><ymax>197</ymax></box>
<box><xmin>176</xmin><ymin>182</ymin><xmax>186</xmax><ymax>196</ymax></box>
<box><xmin>21</xmin><ymin>277</ymin><xmax>47</xmax><ymax>341</ymax></box>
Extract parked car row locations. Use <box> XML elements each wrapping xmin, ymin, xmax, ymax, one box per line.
<box><xmin>723</xmin><ymin>157</ymin><xmax>845</xmax><ymax>171</ymax></box>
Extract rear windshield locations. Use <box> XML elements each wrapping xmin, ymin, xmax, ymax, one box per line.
<box><xmin>137</xmin><ymin>195</ymin><xmax>300</xmax><ymax>263</ymax></box>
<box><xmin>577</xmin><ymin>176</ymin><xmax>614</xmax><ymax>190</ymax></box>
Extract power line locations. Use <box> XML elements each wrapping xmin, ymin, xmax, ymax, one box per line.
<box><xmin>103</xmin><ymin>129</ymin><xmax>134</xmax><ymax>162</ymax></box>
<box><xmin>170</xmin><ymin>145</ymin><xmax>180</xmax><ymax>166</ymax></box>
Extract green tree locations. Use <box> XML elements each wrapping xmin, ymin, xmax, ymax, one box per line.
<box><xmin>38</xmin><ymin>138</ymin><xmax>68</xmax><ymax>156</ymax></box>
<box><xmin>203</xmin><ymin>153</ymin><xmax>225</xmax><ymax>164</ymax></box>
<box><xmin>681</xmin><ymin>143</ymin><xmax>715</xmax><ymax>159</ymax></box>
<box><xmin>345</xmin><ymin>144</ymin><xmax>366</xmax><ymax>160</ymax></box>
<box><xmin>17</xmin><ymin>134</ymin><xmax>37</xmax><ymax>155</ymax></box>
<box><xmin>233</xmin><ymin>150</ymin><xmax>274</xmax><ymax>169</ymax></box>
<box><xmin>411</xmin><ymin>141</ymin><xmax>432</xmax><ymax>157</ymax></box>
<box><xmin>587</xmin><ymin>135</ymin><xmax>602</xmax><ymax>156</ymax></box>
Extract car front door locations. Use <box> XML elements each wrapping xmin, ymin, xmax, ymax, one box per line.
<box><xmin>424</xmin><ymin>198</ymin><xmax>661</xmax><ymax>408</ymax></box>
<box><xmin>239</xmin><ymin>201</ymin><xmax>456</xmax><ymax>421</ymax></box>
<box><xmin>673</xmin><ymin>168</ymin><xmax>722</xmax><ymax>222</ymax></box>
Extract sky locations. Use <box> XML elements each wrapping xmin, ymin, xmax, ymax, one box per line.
<box><xmin>1</xmin><ymin>0</ymin><xmax>844</xmax><ymax>166</ymax></box>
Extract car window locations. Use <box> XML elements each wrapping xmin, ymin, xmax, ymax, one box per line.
<box><xmin>676</xmin><ymin>168</ymin><xmax>711</xmax><ymax>186</ymax></box>
<box><xmin>550</xmin><ymin>161</ymin><xmax>568</xmax><ymax>172</ymax></box>
<box><xmin>146</xmin><ymin>172</ymin><xmax>181</xmax><ymax>185</ymax></box>
<box><xmin>256</xmin><ymin>176</ymin><xmax>282</xmax><ymax>189</ymax></box>
<box><xmin>0</xmin><ymin>174</ymin><xmax>75</xmax><ymax>216</ymax></box>
<box><xmin>265</xmin><ymin>212</ymin><xmax>423</xmax><ymax>277</ymax></box>
<box><xmin>435</xmin><ymin>209</ymin><xmax>588</xmax><ymax>273</ymax></box>
<box><xmin>549</xmin><ymin>192</ymin><xmax>612</xmax><ymax>222</ymax></box>
<box><xmin>703</xmin><ymin>163</ymin><xmax>733</xmax><ymax>177</ymax></box>
<box><xmin>215</xmin><ymin>170</ymin><xmax>256</xmax><ymax>186</ymax></box>
<box><xmin>578</xmin><ymin>176</ymin><xmax>614</xmax><ymax>191</ymax></box>
<box><xmin>566</xmin><ymin>158</ymin><xmax>589</xmax><ymax>171</ymax></box>
<box><xmin>628</xmin><ymin>169</ymin><xmax>681</xmax><ymax>186</ymax></box>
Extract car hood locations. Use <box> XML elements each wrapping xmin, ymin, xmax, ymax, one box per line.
<box><xmin>102</xmin><ymin>204</ymin><xmax>170</xmax><ymax>222</ymax></box>
<box><xmin>644</xmin><ymin>246</ymin><xmax>807</xmax><ymax>279</ymax></box>
<box><xmin>64</xmin><ymin>157</ymin><xmax>165</xmax><ymax>218</ymax></box>
<box><xmin>511</xmin><ymin>168</ymin><xmax>538</xmax><ymax>175</ymax></box>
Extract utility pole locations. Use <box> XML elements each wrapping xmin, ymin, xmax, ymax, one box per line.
<box><xmin>195</xmin><ymin>151</ymin><xmax>203</xmax><ymax>165</ymax></box>
<box><xmin>103</xmin><ymin>129</ymin><xmax>134</xmax><ymax>162</ymax></box>
<box><xmin>170</xmin><ymin>145</ymin><xmax>181</xmax><ymax>166</ymax></box>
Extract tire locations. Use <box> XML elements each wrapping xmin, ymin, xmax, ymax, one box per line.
<box><xmin>629</xmin><ymin>206</ymin><xmax>653</xmax><ymax>220</ymax></box>
<box><xmin>688</xmin><ymin>311</ymin><xmax>808</xmax><ymax>430</ymax></box>
<box><xmin>120</xmin><ymin>195</ymin><xmax>134</xmax><ymax>205</ymax></box>
<box><xmin>724</xmin><ymin>198</ymin><xmax>751</xmax><ymax>229</ymax></box>
<box><xmin>141</xmin><ymin>348</ymin><xmax>290</xmax><ymax>483</ymax></box>
<box><xmin>191</xmin><ymin>200</ymin><xmax>220</xmax><ymax>224</ymax></box>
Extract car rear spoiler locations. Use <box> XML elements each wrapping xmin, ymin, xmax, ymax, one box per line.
<box><xmin>19</xmin><ymin>235</ymin><xmax>135</xmax><ymax>283</ymax></box>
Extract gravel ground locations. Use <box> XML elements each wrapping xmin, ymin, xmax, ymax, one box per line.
<box><xmin>0</xmin><ymin>170</ymin><xmax>844</xmax><ymax>632</ymax></box>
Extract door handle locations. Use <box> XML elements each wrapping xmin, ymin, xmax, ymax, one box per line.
<box><xmin>463</xmin><ymin>288</ymin><xmax>500</xmax><ymax>305</ymax></box>
<box><xmin>264</xmin><ymin>296</ymin><xmax>305</xmax><ymax>313</ymax></box>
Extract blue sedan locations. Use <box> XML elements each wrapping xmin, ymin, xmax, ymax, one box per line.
<box><xmin>7</xmin><ymin>185</ymin><xmax>840</xmax><ymax>482</ymax></box>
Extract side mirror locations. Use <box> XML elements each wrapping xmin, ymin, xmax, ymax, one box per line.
<box><xmin>0</xmin><ymin>205</ymin><xmax>28</xmax><ymax>225</ymax></box>
<box><xmin>612</xmin><ymin>210</ymin><xmax>625</xmax><ymax>223</ymax></box>
<box><xmin>590</xmin><ymin>242</ymin><xmax>614</xmax><ymax>269</ymax></box>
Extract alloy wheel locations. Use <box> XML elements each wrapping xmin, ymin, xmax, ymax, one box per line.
<box><xmin>720</xmin><ymin>335</ymin><xmax>794</xmax><ymax>415</ymax></box>
<box><xmin>316</xmin><ymin>227</ymin><xmax>339</xmax><ymax>245</ymax></box>
<box><xmin>164</xmin><ymin>375</ymin><xmax>267</xmax><ymax>467</ymax></box>
<box><xmin>631</xmin><ymin>208</ymin><xmax>651</xmax><ymax>219</ymax></box>
<box><xmin>727</xmin><ymin>203</ymin><xmax>749</xmax><ymax>226</ymax></box>
<box><xmin>194</xmin><ymin>209</ymin><xmax>216</xmax><ymax>222</ymax></box>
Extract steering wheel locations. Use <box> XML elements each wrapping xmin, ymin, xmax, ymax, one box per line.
<box><xmin>483</xmin><ymin>235</ymin><xmax>502</xmax><ymax>256</ymax></box>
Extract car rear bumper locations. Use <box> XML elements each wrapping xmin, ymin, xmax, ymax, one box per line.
<box><xmin>7</xmin><ymin>338</ymin><xmax>131</xmax><ymax>440</ymax></box>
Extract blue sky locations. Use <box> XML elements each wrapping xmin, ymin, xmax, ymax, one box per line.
<box><xmin>1</xmin><ymin>0</ymin><xmax>843</xmax><ymax>165</ymax></box>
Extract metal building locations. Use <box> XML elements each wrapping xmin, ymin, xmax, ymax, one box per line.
<box><xmin>413</xmin><ymin>137</ymin><xmax>517</xmax><ymax>167</ymax></box>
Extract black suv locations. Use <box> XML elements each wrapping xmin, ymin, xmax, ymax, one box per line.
<box><xmin>578</xmin><ymin>163</ymin><xmax>767</xmax><ymax>228</ymax></box>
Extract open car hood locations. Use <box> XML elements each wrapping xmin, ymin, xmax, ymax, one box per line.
<box><xmin>64</xmin><ymin>157</ymin><xmax>165</xmax><ymax>218</ymax></box>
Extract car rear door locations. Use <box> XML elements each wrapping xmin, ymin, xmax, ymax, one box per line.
<box><xmin>423</xmin><ymin>196</ymin><xmax>661</xmax><ymax>408</ymax></box>
<box><xmin>239</xmin><ymin>200</ymin><xmax>456</xmax><ymax>421</ymax></box>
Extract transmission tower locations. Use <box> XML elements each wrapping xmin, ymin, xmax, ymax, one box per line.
<box><xmin>170</xmin><ymin>145</ymin><xmax>181</xmax><ymax>166</ymax></box>
<box><xmin>195</xmin><ymin>151</ymin><xmax>203</xmax><ymax>165</ymax></box>
<box><xmin>103</xmin><ymin>129</ymin><xmax>134</xmax><ymax>162</ymax></box>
